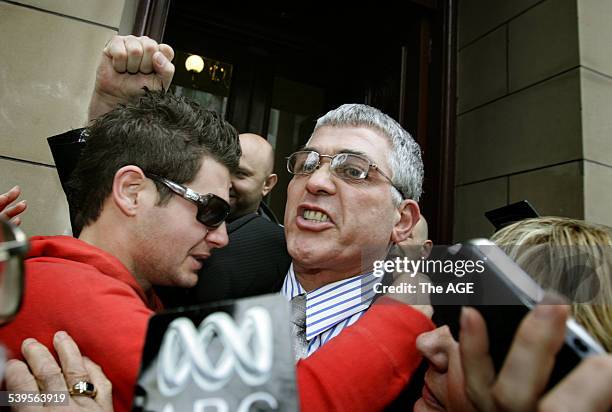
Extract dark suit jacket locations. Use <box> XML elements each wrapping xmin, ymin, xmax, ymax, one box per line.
<box><xmin>48</xmin><ymin>129</ymin><xmax>291</xmax><ymax>307</ymax></box>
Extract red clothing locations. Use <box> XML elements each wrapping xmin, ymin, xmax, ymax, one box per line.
<box><xmin>0</xmin><ymin>236</ymin><xmax>433</xmax><ymax>412</ymax></box>
<box><xmin>298</xmin><ymin>297</ymin><xmax>433</xmax><ymax>411</ymax></box>
<box><xmin>0</xmin><ymin>236</ymin><xmax>162</xmax><ymax>412</ymax></box>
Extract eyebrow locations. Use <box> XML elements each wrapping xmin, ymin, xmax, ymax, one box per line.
<box><xmin>301</xmin><ymin>146</ymin><xmax>370</xmax><ymax>158</ymax></box>
<box><xmin>235</xmin><ymin>167</ymin><xmax>252</xmax><ymax>175</ymax></box>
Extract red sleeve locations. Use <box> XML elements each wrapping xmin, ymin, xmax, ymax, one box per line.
<box><xmin>296</xmin><ymin>298</ymin><xmax>434</xmax><ymax>412</ymax></box>
<box><xmin>0</xmin><ymin>261</ymin><xmax>152</xmax><ymax>412</ymax></box>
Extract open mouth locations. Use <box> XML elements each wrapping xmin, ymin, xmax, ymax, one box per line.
<box><xmin>188</xmin><ymin>257</ymin><xmax>202</xmax><ymax>271</ymax></box>
<box><xmin>303</xmin><ymin>209</ymin><xmax>330</xmax><ymax>223</ymax></box>
<box><xmin>189</xmin><ymin>254</ymin><xmax>210</xmax><ymax>270</ymax></box>
<box><xmin>421</xmin><ymin>384</ymin><xmax>444</xmax><ymax>410</ymax></box>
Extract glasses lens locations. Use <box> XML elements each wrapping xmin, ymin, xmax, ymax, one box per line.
<box><xmin>0</xmin><ymin>220</ymin><xmax>25</xmax><ymax>324</ymax></box>
<box><xmin>196</xmin><ymin>195</ymin><xmax>230</xmax><ymax>228</ymax></box>
<box><xmin>332</xmin><ymin>154</ymin><xmax>369</xmax><ymax>180</ymax></box>
<box><xmin>289</xmin><ymin>151</ymin><xmax>320</xmax><ymax>174</ymax></box>
<box><xmin>0</xmin><ymin>255</ymin><xmax>23</xmax><ymax>323</ymax></box>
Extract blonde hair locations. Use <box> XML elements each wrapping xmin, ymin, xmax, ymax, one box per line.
<box><xmin>491</xmin><ymin>216</ymin><xmax>612</xmax><ymax>352</ymax></box>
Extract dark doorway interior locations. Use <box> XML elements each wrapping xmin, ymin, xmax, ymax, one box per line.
<box><xmin>161</xmin><ymin>2</ymin><xmax>456</xmax><ymax>243</ymax></box>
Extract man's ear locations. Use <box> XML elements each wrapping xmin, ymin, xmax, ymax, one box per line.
<box><xmin>111</xmin><ymin>166</ymin><xmax>149</xmax><ymax>217</ymax></box>
<box><xmin>391</xmin><ymin>200</ymin><xmax>420</xmax><ymax>244</ymax></box>
<box><xmin>421</xmin><ymin>240</ymin><xmax>433</xmax><ymax>259</ymax></box>
<box><xmin>262</xmin><ymin>173</ymin><xmax>278</xmax><ymax>197</ymax></box>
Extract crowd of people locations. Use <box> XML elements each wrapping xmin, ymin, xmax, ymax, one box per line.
<box><xmin>0</xmin><ymin>35</ymin><xmax>611</xmax><ymax>412</ymax></box>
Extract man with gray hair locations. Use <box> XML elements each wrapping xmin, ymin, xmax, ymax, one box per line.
<box><xmin>282</xmin><ymin>103</ymin><xmax>429</xmax><ymax>357</ymax></box>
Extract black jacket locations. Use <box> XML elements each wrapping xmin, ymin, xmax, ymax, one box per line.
<box><xmin>48</xmin><ymin>129</ymin><xmax>290</xmax><ymax>307</ymax></box>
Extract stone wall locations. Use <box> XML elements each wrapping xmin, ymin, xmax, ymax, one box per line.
<box><xmin>0</xmin><ymin>0</ymin><xmax>130</xmax><ymax>236</ymax></box>
<box><xmin>454</xmin><ymin>0</ymin><xmax>612</xmax><ymax>241</ymax></box>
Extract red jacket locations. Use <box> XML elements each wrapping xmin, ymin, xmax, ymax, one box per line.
<box><xmin>0</xmin><ymin>236</ymin><xmax>162</xmax><ymax>411</ymax></box>
<box><xmin>0</xmin><ymin>236</ymin><xmax>433</xmax><ymax>411</ymax></box>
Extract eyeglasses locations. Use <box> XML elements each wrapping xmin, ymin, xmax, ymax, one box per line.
<box><xmin>0</xmin><ymin>218</ymin><xmax>28</xmax><ymax>324</ymax></box>
<box><xmin>145</xmin><ymin>173</ymin><xmax>230</xmax><ymax>228</ymax></box>
<box><xmin>286</xmin><ymin>150</ymin><xmax>406</xmax><ymax>199</ymax></box>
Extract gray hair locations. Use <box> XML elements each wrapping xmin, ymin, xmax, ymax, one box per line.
<box><xmin>312</xmin><ymin>103</ymin><xmax>423</xmax><ymax>203</ymax></box>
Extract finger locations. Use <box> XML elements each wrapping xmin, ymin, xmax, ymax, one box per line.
<box><xmin>0</xmin><ymin>185</ymin><xmax>21</xmax><ymax>209</ymax></box>
<box><xmin>12</xmin><ymin>216</ymin><xmax>22</xmax><ymax>226</ymax></box>
<box><xmin>53</xmin><ymin>331</ymin><xmax>91</xmax><ymax>388</ymax></box>
<box><xmin>459</xmin><ymin>307</ymin><xmax>496</xmax><ymax>412</ymax></box>
<box><xmin>416</xmin><ymin>325</ymin><xmax>454</xmax><ymax>371</ymax></box>
<box><xmin>5</xmin><ymin>360</ymin><xmax>40</xmax><ymax>412</ymax></box>
<box><xmin>124</xmin><ymin>35</ymin><xmax>144</xmax><ymax>74</ymax></box>
<box><xmin>105</xmin><ymin>36</ymin><xmax>128</xmax><ymax>73</ymax></box>
<box><xmin>139</xmin><ymin>36</ymin><xmax>159</xmax><ymax>74</ymax></box>
<box><xmin>539</xmin><ymin>355</ymin><xmax>612</xmax><ymax>412</ymax></box>
<box><xmin>0</xmin><ymin>200</ymin><xmax>27</xmax><ymax>219</ymax></box>
<box><xmin>5</xmin><ymin>359</ymin><xmax>39</xmax><ymax>392</ymax></box>
<box><xmin>491</xmin><ymin>304</ymin><xmax>569</xmax><ymax>411</ymax></box>
<box><xmin>21</xmin><ymin>338</ymin><xmax>69</xmax><ymax>392</ymax></box>
<box><xmin>152</xmin><ymin>51</ymin><xmax>175</xmax><ymax>91</ymax></box>
<box><xmin>158</xmin><ymin>43</ymin><xmax>174</xmax><ymax>61</ymax></box>
<box><xmin>83</xmin><ymin>357</ymin><xmax>113</xmax><ymax>410</ymax></box>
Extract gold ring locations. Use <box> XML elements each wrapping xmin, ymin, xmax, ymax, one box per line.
<box><xmin>69</xmin><ymin>381</ymin><xmax>97</xmax><ymax>398</ymax></box>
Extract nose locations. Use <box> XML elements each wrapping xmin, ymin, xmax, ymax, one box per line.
<box><xmin>416</xmin><ymin>326</ymin><xmax>455</xmax><ymax>372</ymax></box>
<box><xmin>304</xmin><ymin>161</ymin><xmax>337</xmax><ymax>196</ymax></box>
<box><xmin>206</xmin><ymin>222</ymin><xmax>229</xmax><ymax>249</ymax></box>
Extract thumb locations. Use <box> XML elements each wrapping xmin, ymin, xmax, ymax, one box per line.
<box><xmin>153</xmin><ymin>51</ymin><xmax>175</xmax><ymax>91</ymax></box>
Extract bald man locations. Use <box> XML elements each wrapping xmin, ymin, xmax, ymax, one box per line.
<box><xmin>230</xmin><ymin>133</ymin><xmax>278</xmax><ymax>221</ymax></box>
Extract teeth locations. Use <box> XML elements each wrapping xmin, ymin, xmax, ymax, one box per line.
<box><xmin>303</xmin><ymin>209</ymin><xmax>329</xmax><ymax>222</ymax></box>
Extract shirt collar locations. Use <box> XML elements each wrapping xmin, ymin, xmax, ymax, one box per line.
<box><xmin>281</xmin><ymin>263</ymin><xmax>306</xmax><ymax>300</ymax></box>
<box><xmin>281</xmin><ymin>263</ymin><xmax>377</xmax><ymax>341</ymax></box>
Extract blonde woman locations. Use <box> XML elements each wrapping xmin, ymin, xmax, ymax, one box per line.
<box><xmin>491</xmin><ymin>216</ymin><xmax>612</xmax><ymax>352</ymax></box>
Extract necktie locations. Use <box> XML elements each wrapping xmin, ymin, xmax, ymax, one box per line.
<box><xmin>290</xmin><ymin>294</ymin><xmax>308</xmax><ymax>360</ymax></box>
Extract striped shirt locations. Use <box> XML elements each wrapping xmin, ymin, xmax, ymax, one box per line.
<box><xmin>281</xmin><ymin>263</ymin><xmax>378</xmax><ymax>357</ymax></box>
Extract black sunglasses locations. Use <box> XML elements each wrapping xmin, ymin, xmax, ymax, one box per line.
<box><xmin>145</xmin><ymin>173</ymin><xmax>230</xmax><ymax>228</ymax></box>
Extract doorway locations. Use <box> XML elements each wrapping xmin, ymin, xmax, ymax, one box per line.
<box><xmin>147</xmin><ymin>2</ymin><xmax>456</xmax><ymax>242</ymax></box>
